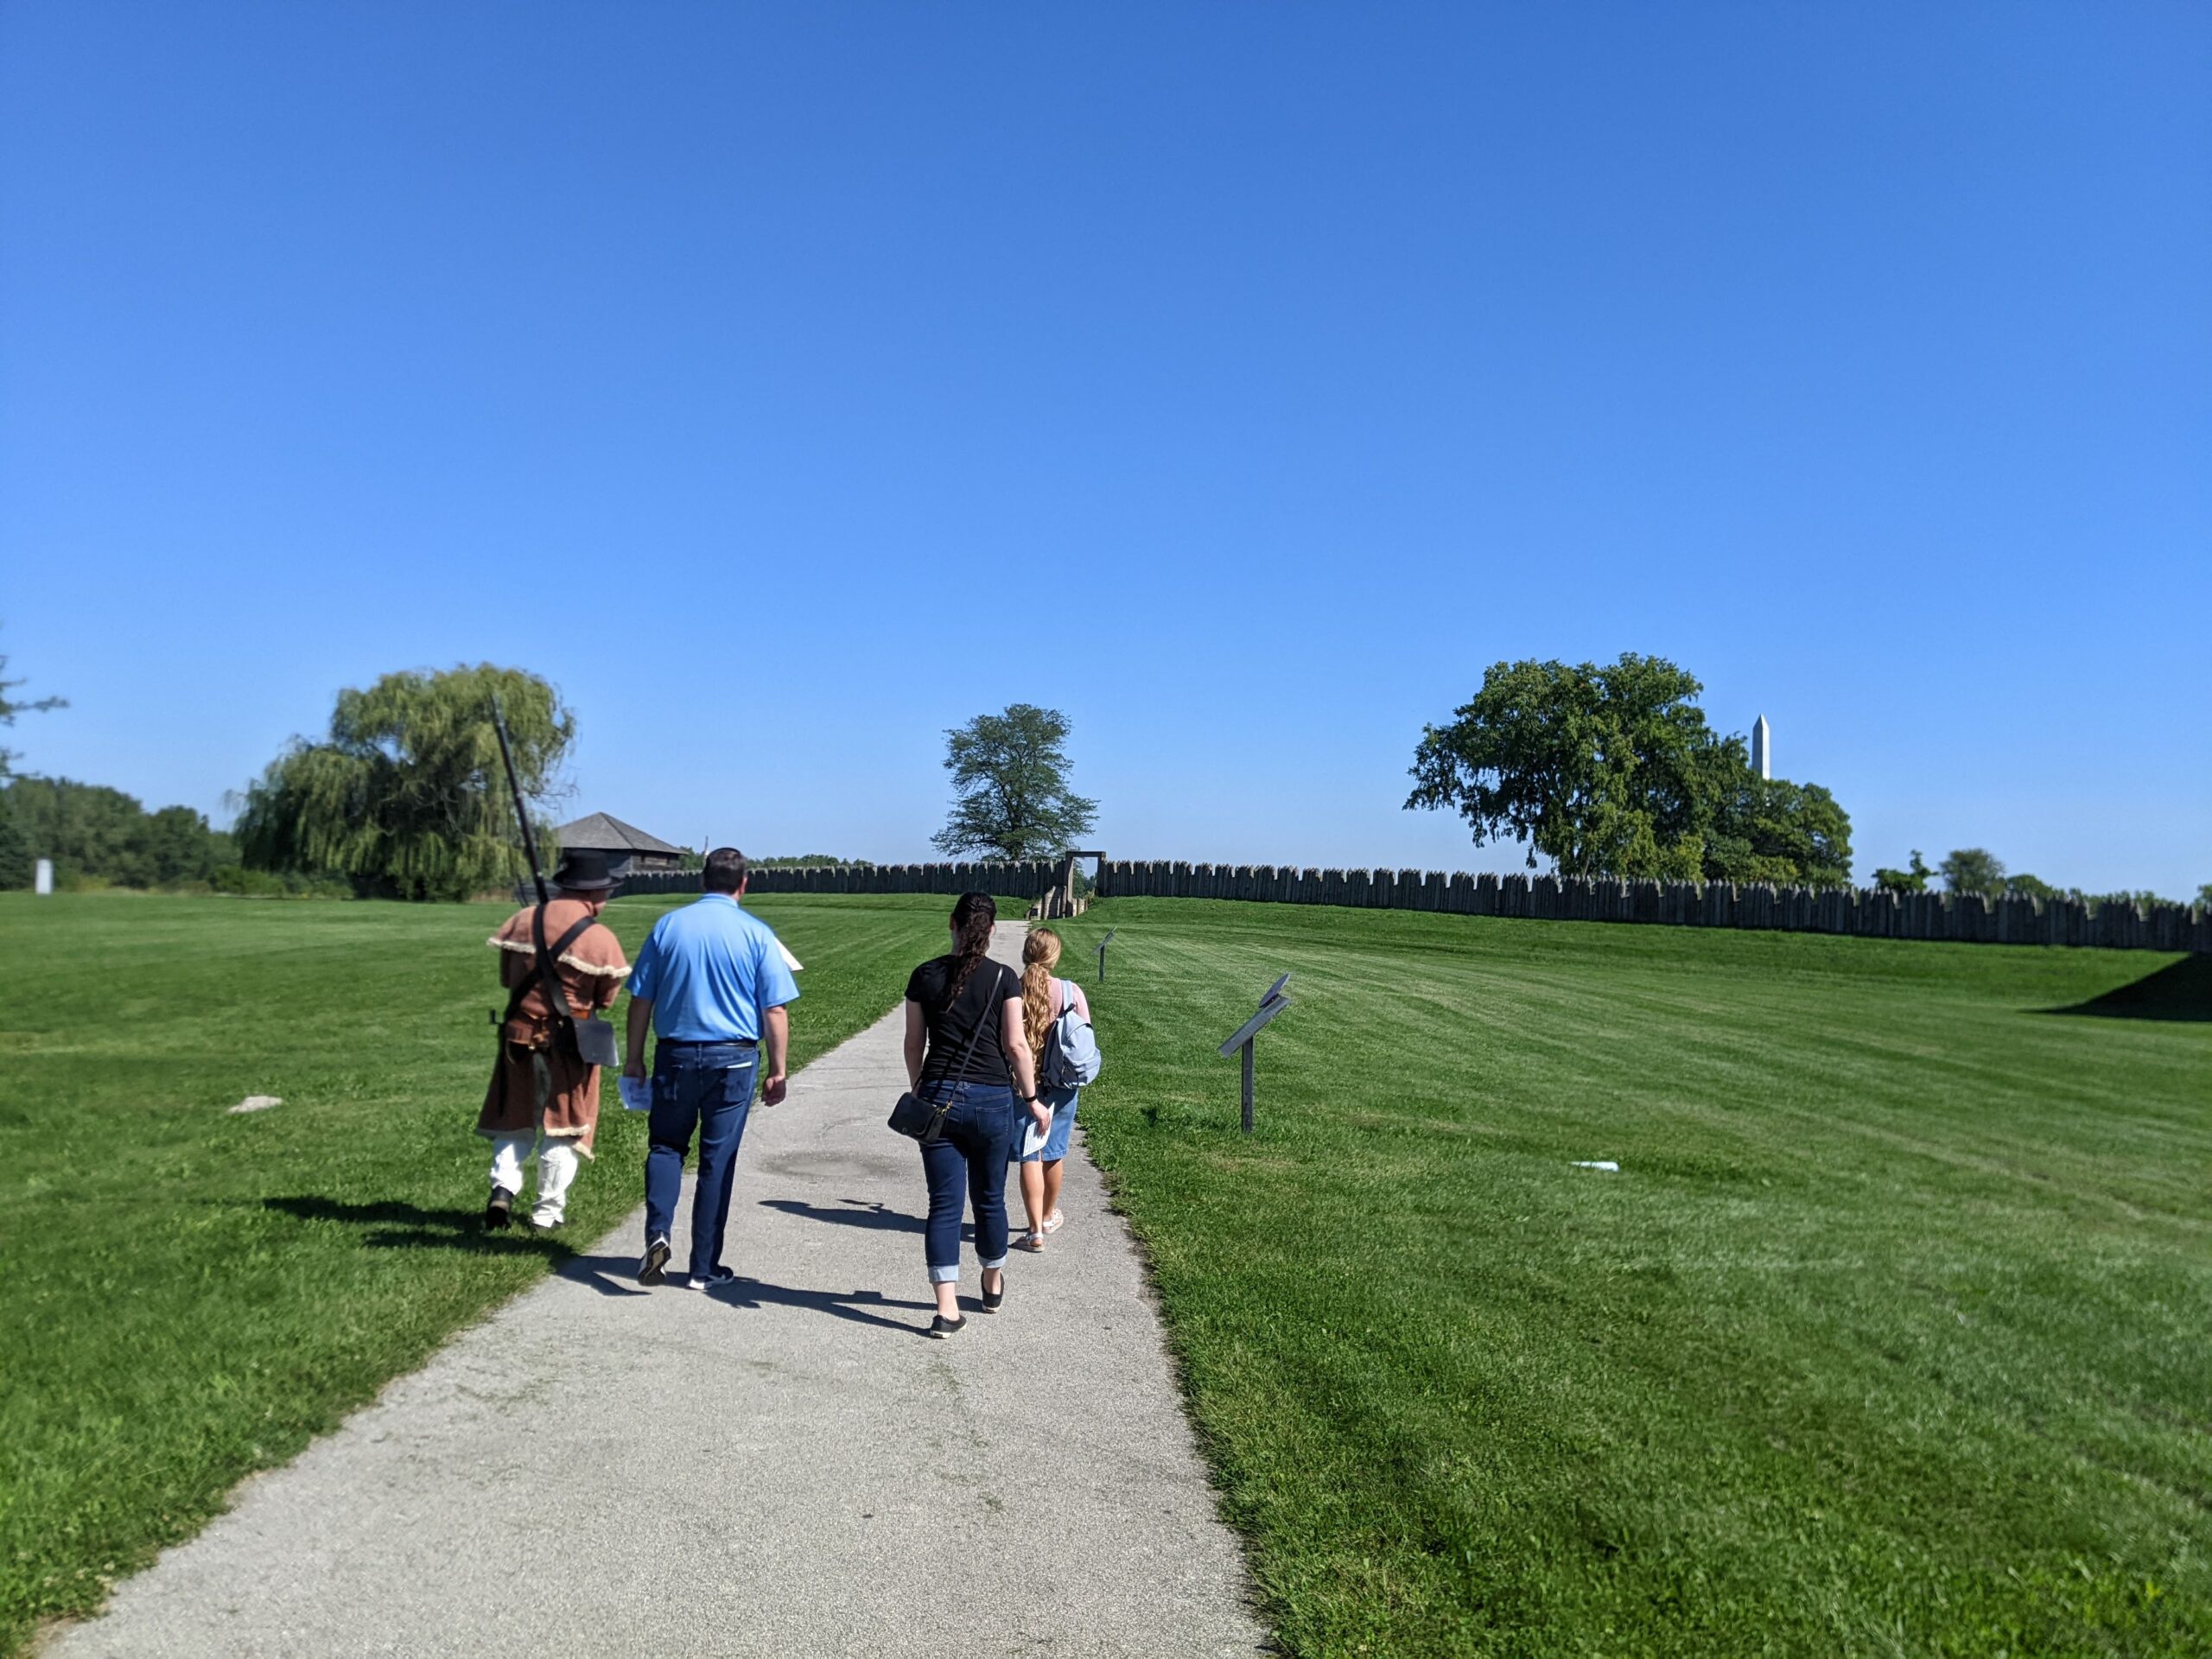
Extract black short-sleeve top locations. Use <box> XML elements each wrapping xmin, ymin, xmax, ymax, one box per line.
<box><xmin>905</xmin><ymin>955</ymin><xmax>1022</xmax><ymax>1087</ymax></box>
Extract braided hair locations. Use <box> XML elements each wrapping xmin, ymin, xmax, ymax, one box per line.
<box><xmin>946</xmin><ymin>891</ymin><xmax>997</xmax><ymax>1000</ymax></box>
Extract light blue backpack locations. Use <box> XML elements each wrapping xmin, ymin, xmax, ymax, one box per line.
<box><xmin>1042</xmin><ymin>977</ymin><xmax>1103</xmax><ymax>1089</ymax></box>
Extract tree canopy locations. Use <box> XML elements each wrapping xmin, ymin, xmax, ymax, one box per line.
<box><xmin>931</xmin><ymin>703</ymin><xmax>1097</xmax><ymax>861</ymax></box>
<box><xmin>235</xmin><ymin>664</ymin><xmax>573</xmax><ymax>901</ymax></box>
<box><xmin>1939</xmin><ymin>848</ymin><xmax>2005</xmax><ymax>896</ymax></box>
<box><xmin>0</xmin><ymin>630</ymin><xmax>65</xmax><ymax>781</ymax></box>
<box><xmin>1407</xmin><ymin>654</ymin><xmax>1853</xmax><ymax>886</ymax></box>
<box><xmin>1701</xmin><ymin>774</ymin><xmax>1854</xmax><ymax>887</ymax></box>
<box><xmin>1872</xmin><ymin>850</ymin><xmax>1934</xmax><ymax>894</ymax></box>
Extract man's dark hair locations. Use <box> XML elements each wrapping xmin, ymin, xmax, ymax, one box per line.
<box><xmin>703</xmin><ymin>847</ymin><xmax>748</xmax><ymax>894</ymax></box>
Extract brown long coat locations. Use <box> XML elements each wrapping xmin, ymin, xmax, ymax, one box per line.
<box><xmin>475</xmin><ymin>899</ymin><xmax>630</xmax><ymax>1158</ymax></box>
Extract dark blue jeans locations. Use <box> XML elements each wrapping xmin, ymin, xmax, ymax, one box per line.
<box><xmin>917</xmin><ymin>1080</ymin><xmax>1016</xmax><ymax>1284</ymax></box>
<box><xmin>644</xmin><ymin>1041</ymin><xmax>760</xmax><ymax>1280</ymax></box>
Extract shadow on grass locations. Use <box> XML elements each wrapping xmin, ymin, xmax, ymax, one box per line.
<box><xmin>261</xmin><ymin>1195</ymin><xmax>573</xmax><ymax>1256</ymax></box>
<box><xmin>562</xmin><ymin>1255</ymin><xmax>937</xmax><ymax>1335</ymax></box>
<box><xmin>759</xmin><ymin>1197</ymin><xmax>926</xmax><ymax>1235</ymax></box>
<box><xmin>2045</xmin><ymin>955</ymin><xmax>2212</xmax><ymax>1023</ymax></box>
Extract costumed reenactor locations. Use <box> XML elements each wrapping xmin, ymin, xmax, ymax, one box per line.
<box><xmin>477</xmin><ymin>848</ymin><xmax>631</xmax><ymax>1230</ymax></box>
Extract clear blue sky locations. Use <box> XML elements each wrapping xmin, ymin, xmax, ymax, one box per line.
<box><xmin>3</xmin><ymin>3</ymin><xmax>2206</xmax><ymax>894</ymax></box>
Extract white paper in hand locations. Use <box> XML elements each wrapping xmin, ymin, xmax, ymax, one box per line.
<box><xmin>618</xmin><ymin>1076</ymin><xmax>652</xmax><ymax>1114</ymax></box>
<box><xmin>1020</xmin><ymin>1113</ymin><xmax>1050</xmax><ymax>1158</ymax></box>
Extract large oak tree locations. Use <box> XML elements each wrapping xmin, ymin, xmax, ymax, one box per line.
<box><xmin>1407</xmin><ymin>653</ymin><xmax>1853</xmax><ymax>886</ymax></box>
<box><xmin>932</xmin><ymin>703</ymin><xmax>1096</xmax><ymax>861</ymax></box>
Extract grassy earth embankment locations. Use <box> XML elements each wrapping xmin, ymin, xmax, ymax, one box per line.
<box><xmin>1045</xmin><ymin>899</ymin><xmax>2212</xmax><ymax>1656</ymax></box>
<box><xmin>0</xmin><ymin>889</ymin><xmax>990</xmax><ymax>1654</ymax></box>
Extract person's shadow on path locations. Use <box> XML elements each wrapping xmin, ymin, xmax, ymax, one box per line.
<box><xmin>560</xmin><ymin>1254</ymin><xmax>935</xmax><ymax>1336</ymax></box>
<box><xmin>262</xmin><ymin>1195</ymin><xmax>572</xmax><ymax>1259</ymax></box>
<box><xmin>759</xmin><ymin>1195</ymin><xmax>985</xmax><ymax>1247</ymax></box>
<box><xmin>264</xmin><ymin>1198</ymin><xmax>939</xmax><ymax>1334</ymax></box>
<box><xmin>758</xmin><ymin>1197</ymin><xmax>925</xmax><ymax>1234</ymax></box>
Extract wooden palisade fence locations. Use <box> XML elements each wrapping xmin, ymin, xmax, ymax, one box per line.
<box><xmin>610</xmin><ymin>859</ymin><xmax>2207</xmax><ymax>952</ymax></box>
<box><xmin>613</xmin><ymin>861</ymin><xmax>1062</xmax><ymax>903</ymax></box>
<box><xmin>1089</xmin><ymin>861</ymin><xmax>2207</xmax><ymax>952</ymax></box>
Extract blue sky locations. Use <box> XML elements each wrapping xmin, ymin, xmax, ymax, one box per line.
<box><xmin>3</xmin><ymin>3</ymin><xmax>2206</xmax><ymax>894</ymax></box>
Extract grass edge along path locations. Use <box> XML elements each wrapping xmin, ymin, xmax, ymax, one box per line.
<box><xmin>0</xmin><ymin>890</ymin><xmax>1013</xmax><ymax>1656</ymax></box>
<box><xmin>1046</xmin><ymin>898</ymin><xmax>2212</xmax><ymax>1657</ymax></box>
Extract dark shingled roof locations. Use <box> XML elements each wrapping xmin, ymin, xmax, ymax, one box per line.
<box><xmin>555</xmin><ymin>813</ymin><xmax>688</xmax><ymax>857</ymax></box>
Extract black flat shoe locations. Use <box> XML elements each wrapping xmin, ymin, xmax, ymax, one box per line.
<box><xmin>484</xmin><ymin>1187</ymin><xmax>515</xmax><ymax>1231</ymax></box>
<box><xmin>927</xmin><ymin>1314</ymin><xmax>967</xmax><ymax>1338</ymax></box>
<box><xmin>981</xmin><ymin>1274</ymin><xmax>1005</xmax><ymax>1313</ymax></box>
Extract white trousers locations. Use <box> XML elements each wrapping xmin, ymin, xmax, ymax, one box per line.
<box><xmin>488</xmin><ymin>1131</ymin><xmax>582</xmax><ymax>1225</ymax></box>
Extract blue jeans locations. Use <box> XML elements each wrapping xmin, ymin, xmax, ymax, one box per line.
<box><xmin>917</xmin><ymin>1080</ymin><xmax>1015</xmax><ymax>1284</ymax></box>
<box><xmin>644</xmin><ymin>1041</ymin><xmax>760</xmax><ymax>1280</ymax></box>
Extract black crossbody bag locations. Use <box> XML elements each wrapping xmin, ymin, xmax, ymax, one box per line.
<box><xmin>888</xmin><ymin>966</ymin><xmax>1003</xmax><ymax>1145</ymax></box>
<box><xmin>497</xmin><ymin>906</ymin><xmax>623</xmax><ymax>1071</ymax></box>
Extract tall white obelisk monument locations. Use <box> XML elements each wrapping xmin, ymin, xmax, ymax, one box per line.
<box><xmin>1751</xmin><ymin>715</ymin><xmax>1771</xmax><ymax>780</ymax></box>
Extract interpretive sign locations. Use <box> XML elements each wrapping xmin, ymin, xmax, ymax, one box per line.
<box><xmin>1217</xmin><ymin>974</ymin><xmax>1292</xmax><ymax>1134</ymax></box>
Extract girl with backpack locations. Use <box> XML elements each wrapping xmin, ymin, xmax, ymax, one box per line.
<box><xmin>1014</xmin><ymin>927</ymin><xmax>1100</xmax><ymax>1251</ymax></box>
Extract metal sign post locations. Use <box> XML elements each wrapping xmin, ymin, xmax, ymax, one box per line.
<box><xmin>1217</xmin><ymin>974</ymin><xmax>1292</xmax><ymax>1134</ymax></box>
<box><xmin>1095</xmin><ymin>928</ymin><xmax>1116</xmax><ymax>983</ymax></box>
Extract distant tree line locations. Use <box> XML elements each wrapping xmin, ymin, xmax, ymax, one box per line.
<box><xmin>0</xmin><ymin>777</ymin><xmax>238</xmax><ymax>891</ymax></box>
<box><xmin>1873</xmin><ymin>845</ymin><xmax>2205</xmax><ymax>912</ymax></box>
<box><xmin>1407</xmin><ymin>654</ymin><xmax>1853</xmax><ymax>887</ymax></box>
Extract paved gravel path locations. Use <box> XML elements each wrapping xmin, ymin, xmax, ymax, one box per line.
<box><xmin>48</xmin><ymin>923</ymin><xmax>1267</xmax><ymax>1658</ymax></box>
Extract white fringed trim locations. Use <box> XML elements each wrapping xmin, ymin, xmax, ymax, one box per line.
<box><xmin>486</xmin><ymin>937</ymin><xmax>631</xmax><ymax>977</ymax></box>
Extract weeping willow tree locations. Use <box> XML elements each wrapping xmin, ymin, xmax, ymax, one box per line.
<box><xmin>235</xmin><ymin>664</ymin><xmax>574</xmax><ymax>901</ymax></box>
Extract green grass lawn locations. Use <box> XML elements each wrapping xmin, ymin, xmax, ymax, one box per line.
<box><xmin>0</xmin><ymin>888</ymin><xmax>993</xmax><ymax>1655</ymax></box>
<box><xmin>1046</xmin><ymin>899</ymin><xmax>2212</xmax><ymax>1657</ymax></box>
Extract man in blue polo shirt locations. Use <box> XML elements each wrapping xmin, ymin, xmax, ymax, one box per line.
<box><xmin>622</xmin><ymin>846</ymin><xmax>799</xmax><ymax>1288</ymax></box>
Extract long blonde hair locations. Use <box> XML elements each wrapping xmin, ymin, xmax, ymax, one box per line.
<box><xmin>1021</xmin><ymin>928</ymin><xmax>1063</xmax><ymax>1052</ymax></box>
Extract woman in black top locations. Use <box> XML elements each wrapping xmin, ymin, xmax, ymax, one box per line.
<box><xmin>903</xmin><ymin>892</ymin><xmax>1046</xmax><ymax>1337</ymax></box>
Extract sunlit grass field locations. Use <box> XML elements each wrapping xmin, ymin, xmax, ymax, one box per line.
<box><xmin>1047</xmin><ymin>899</ymin><xmax>2212</xmax><ymax>1656</ymax></box>
<box><xmin>0</xmin><ymin>889</ymin><xmax>984</xmax><ymax>1654</ymax></box>
<box><xmin>7</xmin><ymin>889</ymin><xmax>2206</xmax><ymax>1656</ymax></box>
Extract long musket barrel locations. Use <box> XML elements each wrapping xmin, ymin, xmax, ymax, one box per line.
<box><xmin>490</xmin><ymin>696</ymin><xmax>550</xmax><ymax>907</ymax></box>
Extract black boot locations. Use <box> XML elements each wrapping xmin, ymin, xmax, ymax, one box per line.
<box><xmin>485</xmin><ymin>1186</ymin><xmax>516</xmax><ymax>1231</ymax></box>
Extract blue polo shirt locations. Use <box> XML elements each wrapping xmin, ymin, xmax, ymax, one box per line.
<box><xmin>627</xmin><ymin>894</ymin><xmax>800</xmax><ymax>1042</ymax></box>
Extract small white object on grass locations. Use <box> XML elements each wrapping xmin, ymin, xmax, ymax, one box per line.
<box><xmin>229</xmin><ymin>1096</ymin><xmax>282</xmax><ymax>1115</ymax></box>
<box><xmin>1572</xmin><ymin>1160</ymin><xmax>1620</xmax><ymax>1172</ymax></box>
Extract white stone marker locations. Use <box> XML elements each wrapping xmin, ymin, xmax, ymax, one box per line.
<box><xmin>34</xmin><ymin>858</ymin><xmax>53</xmax><ymax>895</ymax></box>
<box><xmin>1751</xmin><ymin>715</ymin><xmax>1771</xmax><ymax>780</ymax></box>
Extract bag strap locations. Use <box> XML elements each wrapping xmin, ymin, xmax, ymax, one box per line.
<box><xmin>918</xmin><ymin>961</ymin><xmax>1004</xmax><ymax>1091</ymax></box>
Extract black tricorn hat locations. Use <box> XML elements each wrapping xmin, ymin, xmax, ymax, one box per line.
<box><xmin>552</xmin><ymin>848</ymin><xmax>623</xmax><ymax>893</ymax></box>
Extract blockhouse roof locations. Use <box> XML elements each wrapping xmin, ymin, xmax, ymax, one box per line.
<box><xmin>555</xmin><ymin>813</ymin><xmax>688</xmax><ymax>857</ymax></box>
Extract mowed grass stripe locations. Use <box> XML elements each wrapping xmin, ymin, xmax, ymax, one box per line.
<box><xmin>0</xmin><ymin>891</ymin><xmax>989</xmax><ymax>1656</ymax></box>
<box><xmin>1046</xmin><ymin>898</ymin><xmax>2210</xmax><ymax>1656</ymax></box>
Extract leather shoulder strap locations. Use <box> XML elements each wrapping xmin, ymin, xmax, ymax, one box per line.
<box><xmin>528</xmin><ymin>907</ymin><xmax>599</xmax><ymax>1024</ymax></box>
